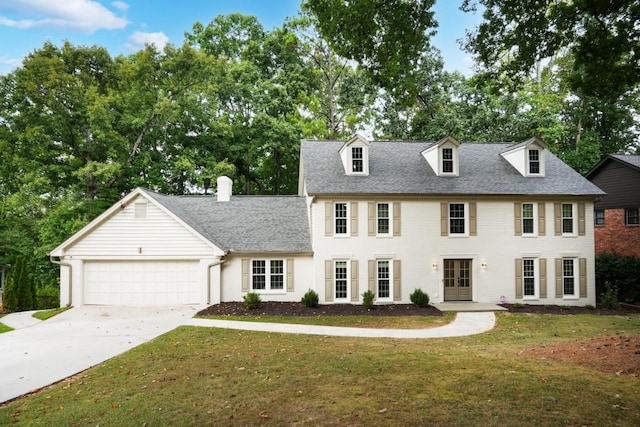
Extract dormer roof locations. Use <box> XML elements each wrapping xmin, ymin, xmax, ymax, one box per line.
<box><xmin>421</xmin><ymin>135</ymin><xmax>461</xmax><ymax>176</ymax></box>
<box><xmin>500</xmin><ymin>137</ymin><xmax>547</xmax><ymax>177</ymax></box>
<box><xmin>339</xmin><ymin>133</ymin><xmax>370</xmax><ymax>176</ymax></box>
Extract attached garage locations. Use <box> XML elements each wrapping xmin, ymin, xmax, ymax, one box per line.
<box><xmin>83</xmin><ymin>261</ymin><xmax>200</xmax><ymax>306</ymax></box>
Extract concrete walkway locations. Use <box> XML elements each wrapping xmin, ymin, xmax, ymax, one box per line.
<box><xmin>186</xmin><ymin>311</ymin><xmax>496</xmax><ymax>338</ymax></box>
<box><xmin>1</xmin><ymin>310</ymin><xmax>43</xmax><ymax>329</ymax></box>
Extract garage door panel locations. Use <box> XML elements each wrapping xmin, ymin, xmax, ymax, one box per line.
<box><xmin>84</xmin><ymin>261</ymin><xmax>200</xmax><ymax>305</ymax></box>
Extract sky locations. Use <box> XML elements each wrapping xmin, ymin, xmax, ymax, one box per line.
<box><xmin>0</xmin><ymin>0</ymin><xmax>483</xmax><ymax>76</ymax></box>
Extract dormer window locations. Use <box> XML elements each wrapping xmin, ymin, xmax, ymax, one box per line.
<box><xmin>340</xmin><ymin>134</ymin><xmax>370</xmax><ymax>176</ymax></box>
<box><xmin>352</xmin><ymin>147</ymin><xmax>363</xmax><ymax>172</ymax></box>
<box><xmin>421</xmin><ymin>136</ymin><xmax>460</xmax><ymax>177</ymax></box>
<box><xmin>500</xmin><ymin>137</ymin><xmax>547</xmax><ymax>177</ymax></box>
<box><xmin>528</xmin><ymin>149</ymin><xmax>540</xmax><ymax>174</ymax></box>
<box><xmin>442</xmin><ymin>148</ymin><xmax>454</xmax><ymax>173</ymax></box>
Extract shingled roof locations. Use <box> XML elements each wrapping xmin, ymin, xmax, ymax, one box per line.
<box><xmin>141</xmin><ymin>190</ymin><xmax>312</xmax><ymax>254</ymax></box>
<box><xmin>301</xmin><ymin>140</ymin><xmax>604</xmax><ymax>197</ymax></box>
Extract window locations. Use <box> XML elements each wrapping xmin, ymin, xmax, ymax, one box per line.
<box><xmin>594</xmin><ymin>209</ymin><xmax>605</xmax><ymax>226</ymax></box>
<box><xmin>562</xmin><ymin>259</ymin><xmax>576</xmax><ymax>297</ymax></box>
<box><xmin>134</xmin><ymin>202</ymin><xmax>148</xmax><ymax>220</ymax></box>
<box><xmin>528</xmin><ymin>149</ymin><xmax>540</xmax><ymax>174</ymax></box>
<box><xmin>523</xmin><ymin>259</ymin><xmax>536</xmax><ymax>297</ymax></box>
<box><xmin>442</xmin><ymin>148</ymin><xmax>454</xmax><ymax>173</ymax></box>
<box><xmin>335</xmin><ymin>203</ymin><xmax>348</xmax><ymax>234</ymax></box>
<box><xmin>522</xmin><ymin>203</ymin><xmax>534</xmax><ymax>234</ymax></box>
<box><xmin>352</xmin><ymin>147</ymin><xmax>363</xmax><ymax>172</ymax></box>
<box><xmin>562</xmin><ymin>203</ymin><xmax>574</xmax><ymax>234</ymax></box>
<box><xmin>377</xmin><ymin>260</ymin><xmax>391</xmax><ymax>300</ymax></box>
<box><xmin>449</xmin><ymin>203</ymin><xmax>465</xmax><ymax>234</ymax></box>
<box><xmin>251</xmin><ymin>260</ymin><xmax>284</xmax><ymax>291</ymax></box>
<box><xmin>335</xmin><ymin>261</ymin><xmax>348</xmax><ymax>300</ymax></box>
<box><xmin>377</xmin><ymin>203</ymin><xmax>390</xmax><ymax>235</ymax></box>
<box><xmin>625</xmin><ymin>208</ymin><xmax>639</xmax><ymax>225</ymax></box>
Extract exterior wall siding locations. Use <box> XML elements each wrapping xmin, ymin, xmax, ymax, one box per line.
<box><xmin>64</xmin><ymin>195</ymin><xmax>217</xmax><ymax>257</ymax></box>
<box><xmin>310</xmin><ymin>198</ymin><xmax>596</xmax><ymax>306</ymax></box>
<box><xmin>595</xmin><ymin>208</ymin><xmax>640</xmax><ymax>258</ymax></box>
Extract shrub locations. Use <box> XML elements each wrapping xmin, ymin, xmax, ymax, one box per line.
<box><xmin>243</xmin><ymin>292</ymin><xmax>261</xmax><ymax>310</ymax></box>
<box><xmin>596</xmin><ymin>252</ymin><xmax>640</xmax><ymax>303</ymax></box>
<box><xmin>410</xmin><ymin>288</ymin><xmax>430</xmax><ymax>307</ymax></box>
<box><xmin>599</xmin><ymin>282</ymin><xmax>620</xmax><ymax>310</ymax></box>
<box><xmin>2</xmin><ymin>256</ymin><xmax>35</xmax><ymax>312</ymax></box>
<box><xmin>362</xmin><ymin>290</ymin><xmax>375</xmax><ymax>310</ymax></box>
<box><xmin>36</xmin><ymin>284</ymin><xmax>60</xmax><ymax>309</ymax></box>
<box><xmin>301</xmin><ymin>289</ymin><xmax>319</xmax><ymax>308</ymax></box>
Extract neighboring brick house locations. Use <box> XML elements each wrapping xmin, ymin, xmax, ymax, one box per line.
<box><xmin>586</xmin><ymin>155</ymin><xmax>640</xmax><ymax>258</ymax></box>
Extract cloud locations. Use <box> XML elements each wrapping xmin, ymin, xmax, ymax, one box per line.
<box><xmin>0</xmin><ymin>0</ymin><xmax>127</xmax><ymax>33</ymax></box>
<box><xmin>124</xmin><ymin>31</ymin><xmax>169</xmax><ymax>52</ymax></box>
<box><xmin>111</xmin><ymin>1</ymin><xmax>129</xmax><ymax>12</ymax></box>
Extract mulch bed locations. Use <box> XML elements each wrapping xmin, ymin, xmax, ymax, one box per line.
<box><xmin>196</xmin><ymin>301</ymin><xmax>443</xmax><ymax>317</ymax></box>
<box><xmin>500</xmin><ymin>303</ymin><xmax>640</xmax><ymax>315</ymax></box>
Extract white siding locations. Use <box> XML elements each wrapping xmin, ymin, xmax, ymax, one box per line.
<box><xmin>65</xmin><ymin>195</ymin><xmax>216</xmax><ymax>257</ymax></box>
<box><xmin>309</xmin><ymin>198</ymin><xmax>596</xmax><ymax>306</ymax></box>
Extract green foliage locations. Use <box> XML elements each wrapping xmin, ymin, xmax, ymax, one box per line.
<box><xmin>36</xmin><ymin>284</ymin><xmax>60</xmax><ymax>310</ymax></box>
<box><xmin>2</xmin><ymin>257</ymin><xmax>34</xmax><ymax>312</ymax></box>
<box><xmin>301</xmin><ymin>289</ymin><xmax>319</xmax><ymax>308</ymax></box>
<box><xmin>243</xmin><ymin>292</ymin><xmax>261</xmax><ymax>310</ymax></box>
<box><xmin>409</xmin><ymin>288</ymin><xmax>430</xmax><ymax>307</ymax></box>
<box><xmin>2</xmin><ymin>274</ymin><xmax>17</xmax><ymax>312</ymax></box>
<box><xmin>596</xmin><ymin>252</ymin><xmax>640</xmax><ymax>303</ymax></box>
<box><xmin>599</xmin><ymin>282</ymin><xmax>620</xmax><ymax>310</ymax></box>
<box><xmin>362</xmin><ymin>290</ymin><xmax>375</xmax><ymax>310</ymax></box>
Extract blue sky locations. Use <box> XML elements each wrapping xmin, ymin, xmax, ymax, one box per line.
<box><xmin>0</xmin><ymin>0</ymin><xmax>482</xmax><ymax>76</ymax></box>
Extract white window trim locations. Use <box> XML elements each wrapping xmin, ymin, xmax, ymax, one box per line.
<box><xmin>522</xmin><ymin>203</ymin><xmax>537</xmax><ymax>236</ymax></box>
<box><xmin>562</xmin><ymin>258</ymin><xmax>578</xmax><ymax>299</ymax></box>
<box><xmin>346</xmin><ymin>144</ymin><xmax>369</xmax><ymax>176</ymax></box>
<box><xmin>440</xmin><ymin>146</ymin><xmax>459</xmax><ymax>176</ymax></box>
<box><xmin>522</xmin><ymin>258</ymin><xmax>539</xmax><ymax>300</ymax></box>
<box><xmin>376</xmin><ymin>259</ymin><xmax>393</xmax><ymax>302</ymax></box>
<box><xmin>334</xmin><ymin>260</ymin><xmax>350</xmax><ymax>302</ymax></box>
<box><xmin>526</xmin><ymin>148</ymin><xmax>541</xmax><ymax>176</ymax></box>
<box><xmin>334</xmin><ymin>202</ymin><xmax>349</xmax><ymax>236</ymax></box>
<box><xmin>449</xmin><ymin>202</ymin><xmax>469</xmax><ymax>237</ymax></box>
<box><xmin>134</xmin><ymin>201</ymin><xmax>148</xmax><ymax>220</ymax></box>
<box><xmin>251</xmin><ymin>259</ymin><xmax>286</xmax><ymax>294</ymax></box>
<box><xmin>376</xmin><ymin>202</ymin><xmax>392</xmax><ymax>236</ymax></box>
<box><xmin>561</xmin><ymin>203</ymin><xmax>577</xmax><ymax>236</ymax></box>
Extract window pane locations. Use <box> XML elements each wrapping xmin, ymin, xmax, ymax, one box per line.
<box><xmin>352</xmin><ymin>147</ymin><xmax>363</xmax><ymax>172</ymax></box>
<box><xmin>252</xmin><ymin>260</ymin><xmax>266</xmax><ymax>290</ymax></box>
<box><xmin>335</xmin><ymin>203</ymin><xmax>347</xmax><ymax>234</ymax></box>
<box><xmin>270</xmin><ymin>260</ymin><xmax>284</xmax><ymax>290</ymax></box>
<box><xmin>594</xmin><ymin>209</ymin><xmax>605</xmax><ymax>226</ymax></box>
<box><xmin>378</xmin><ymin>261</ymin><xmax>390</xmax><ymax>298</ymax></box>
<box><xmin>563</xmin><ymin>259</ymin><xmax>575</xmax><ymax>295</ymax></box>
<box><xmin>529</xmin><ymin>150</ymin><xmax>540</xmax><ymax>174</ymax></box>
<box><xmin>626</xmin><ymin>208</ymin><xmax>639</xmax><ymax>225</ymax></box>
<box><xmin>377</xmin><ymin>203</ymin><xmax>389</xmax><ymax>234</ymax></box>
<box><xmin>335</xmin><ymin>261</ymin><xmax>348</xmax><ymax>299</ymax></box>
<box><xmin>562</xmin><ymin>204</ymin><xmax>573</xmax><ymax>233</ymax></box>
<box><xmin>449</xmin><ymin>203</ymin><xmax>465</xmax><ymax>234</ymax></box>
<box><xmin>442</xmin><ymin>148</ymin><xmax>453</xmax><ymax>173</ymax></box>
<box><xmin>523</xmin><ymin>259</ymin><xmax>535</xmax><ymax>296</ymax></box>
<box><xmin>522</xmin><ymin>204</ymin><xmax>534</xmax><ymax>234</ymax></box>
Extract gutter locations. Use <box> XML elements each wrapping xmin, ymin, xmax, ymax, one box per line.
<box><xmin>49</xmin><ymin>255</ymin><xmax>72</xmax><ymax>307</ymax></box>
<box><xmin>206</xmin><ymin>258</ymin><xmax>226</xmax><ymax>305</ymax></box>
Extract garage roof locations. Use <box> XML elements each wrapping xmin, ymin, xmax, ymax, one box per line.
<box><xmin>142</xmin><ymin>190</ymin><xmax>312</xmax><ymax>254</ymax></box>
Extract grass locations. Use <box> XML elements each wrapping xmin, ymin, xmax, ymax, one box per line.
<box><xmin>0</xmin><ymin>313</ymin><xmax>639</xmax><ymax>426</ymax></box>
<box><xmin>198</xmin><ymin>311</ymin><xmax>456</xmax><ymax>329</ymax></box>
<box><xmin>0</xmin><ymin>323</ymin><xmax>12</xmax><ymax>334</ymax></box>
<box><xmin>32</xmin><ymin>307</ymin><xmax>69</xmax><ymax>321</ymax></box>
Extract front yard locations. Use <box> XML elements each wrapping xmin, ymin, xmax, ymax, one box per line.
<box><xmin>1</xmin><ymin>312</ymin><xmax>639</xmax><ymax>426</ymax></box>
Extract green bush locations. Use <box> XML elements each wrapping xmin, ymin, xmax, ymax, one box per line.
<box><xmin>2</xmin><ymin>256</ymin><xmax>35</xmax><ymax>312</ymax></box>
<box><xmin>243</xmin><ymin>292</ymin><xmax>261</xmax><ymax>310</ymax></box>
<box><xmin>596</xmin><ymin>252</ymin><xmax>640</xmax><ymax>303</ymax></box>
<box><xmin>599</xmin><ymin>282</ymin><xmax>620</xmax><ymax>310</ymax></box>
<box><xmin>301</xmin><ymin>289</ymin><xmax>319</xmax><ymax>308</ymax></box>
<box><xmin>36</xmin><ymin>284</ymin><xmax>60</xmax><ymax>309</ymax></box>
<box><xmin>362</xmin><ymin>290</ymin><xmax>375</xmax><ymax>310</ymax></box>
<box><xmin>410</xmin><ymin>288</ymin><xmax>430</xmax><ymax>307</ymax></box>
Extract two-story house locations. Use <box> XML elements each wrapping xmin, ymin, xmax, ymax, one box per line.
<box><xmin>50</xmin><ymin>135</ymin><xmax>603</xmax><ymax>307</ymax></box>
<box><xmin>586</xmin><ymin>154</ymin><xmax>640</xmax><ymax>258</ymax></box>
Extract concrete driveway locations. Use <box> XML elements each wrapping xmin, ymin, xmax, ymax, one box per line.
<box><xmin>0</xmin><ymin>306</ymin><xmax>198</xmax><ymax>404</ymax></box>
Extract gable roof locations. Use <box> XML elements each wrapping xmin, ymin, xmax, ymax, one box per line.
<box><xmin>142</xmin><ymin>190</ymin><xmax>312</xmax><ymax>254</ymax></box>
<box><xmin>301</xmin><ymin>140</ymin><xmax>604</xmax><ymax>197</ymax></box>
<box><xmin>586</xmin><ymin>154</ymin><xmax>640</xmax><ymax>178</ymax></box>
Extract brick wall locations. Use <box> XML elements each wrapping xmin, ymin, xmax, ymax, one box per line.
<box><xmin>595</xmin><ymin>208</ymin><xmax>640</xmax><ymax>258</ymax></box>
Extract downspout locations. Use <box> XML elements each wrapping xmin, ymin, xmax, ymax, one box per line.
<box><xmin>206</xmin><ymin>258</ymin><xmax>226</xmax><ymax>305</ymax></box>
<box><xmin>50</xmin><ymin>255</ymin><xmax>72</xmax><ymax>307</ymax></box>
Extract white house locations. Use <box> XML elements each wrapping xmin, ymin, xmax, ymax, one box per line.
<box><xmin>50</xmin><ymin>135</ymin><xmax>604</xmax><ymax>307</ymax></box>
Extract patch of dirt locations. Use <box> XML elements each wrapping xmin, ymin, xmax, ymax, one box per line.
<box><xmin>519</xmin><ymin>335</ymin><xmax>640</xmax><ymax>377</ymax></box>
<box><xmin>196</xmin><ymin>301</ymin><xmax>442</xmax><ymax>317</ymax></box>
<box><xmin>500</xmin><ymin>303</ymin><xmax>640</xmax><ymax>316</ymax></box>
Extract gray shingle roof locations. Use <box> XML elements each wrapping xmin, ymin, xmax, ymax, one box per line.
<box><xmin>610</xmin><ymin>154</ymin><xmax>640</xmax><ymax>170</ymax></box>
<box><xmin>141</xmin><ymin>190</ymin><xmax>312</xmax><ymax>254</ymax></box>
<box><xmin>301</xmin><ymin>140</ymin><xmax>604</xmax><ymax>197</ymax></box>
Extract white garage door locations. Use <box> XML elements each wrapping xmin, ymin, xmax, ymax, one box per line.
<box><xmin>84</xmin><ymin>261</ymin><xmax>200</xmax><ymax>306</ymax></box>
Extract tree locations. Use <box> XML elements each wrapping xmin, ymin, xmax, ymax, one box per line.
<box><xmin>2</xmin><ymin>256</ymin><xmax>34</xmax><ymax>311</ymax></box>
<box><xmin>462</xmin><ymin>0</ymin><xmax>640</xmax><ymax>100</ymax></box>
<box><xmin>303</xmin><ymin>0</ymin><xmax>437</xmax><ymax>101</ymax></box>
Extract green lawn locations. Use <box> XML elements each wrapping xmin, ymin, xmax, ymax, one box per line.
<box><xmin>0</xmin><ymin>323</ymin><xmax>12</xmax><ymax>334</ymax></box>
<box><xmin>32</xmin><ymin>307</ymin><xmax>69</xmax><ymax>321</ymax></box>
<box><xmin>1</xmin><ymin>313</ymin><xmax>639</xmax><ymax>426</ymax></box>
